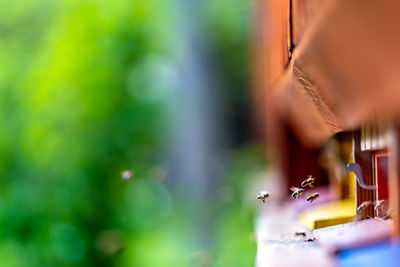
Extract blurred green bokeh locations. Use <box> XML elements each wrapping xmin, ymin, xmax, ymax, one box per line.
<box><xmin>0</xmin><ymin>0</ymin><xmax>258</xmax><ymax>266</ymax></box>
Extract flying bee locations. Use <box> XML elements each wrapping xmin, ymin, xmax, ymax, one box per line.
<box><xmin>301</xmin><ymin>175</ymin><xmax>315</xmax><ymax>188</ymax></box>
<box><xmin>256</xmin><ymin>191</ymin><xmax>270</xmax><ymax>203</ymax></box>
<box><xmin>306</xmin><ymin>193</ymin><xmax>319</xmax><ymax>203</ymax></box>
<box><xmin>375</xmin><ymin>200</ymin><xmax>385</xmax><ymax>211</ymax></box>
<box><xmin>121</xmin><ymin>170</ymin><xmax>134</xmax><ymax>181</ymax></box>
<box><xmin>290</xmin><ymin>187</ymin><xmax>304</xmax><ymax>199</ymax></box>
<box><xmin>356</xmin><ymin>201</ymin><xmax>372</xmax><ymax>213</ymax></box>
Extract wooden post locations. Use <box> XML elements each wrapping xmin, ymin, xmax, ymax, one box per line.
<box><xmin>389</xmin><ymin>125</ymin><xmax>400</xmax><ymax>237</ymax></box>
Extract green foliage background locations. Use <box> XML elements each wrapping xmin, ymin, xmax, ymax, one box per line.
<box><xmin>0</xmin><ymin>0</ymin><xmax>259</xmax><ymax>266</ymax></box>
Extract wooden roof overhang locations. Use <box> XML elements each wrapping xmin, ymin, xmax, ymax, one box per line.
<box><xmin>253</xmin><ymin>0</ymin><xmax>400</xmax><ymax>148</ymax></box>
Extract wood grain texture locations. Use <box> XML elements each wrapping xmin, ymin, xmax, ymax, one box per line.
<box><xmin>292</xmin><ymin>0</ymin><xmax>330</xmax><ymax>46</ymax></box>
<box><xmin>292</xmin><ymin>0</ymin><xmax>400</xmax><ymax>130</ymax></box>
<box><xmin>389</xmin><ymin>124</ymin><xmax>400</xmax><ymax>237</ymax></box>
<box><xmin>274</xmin><ymin>64</ymin><xmax>342</xmax><ymax>146</ymax></box>
<box><xmin>264</xmin><ymin>0</ymin><xmax>400</xmax><ymax>147</ymax></box>
<box><xmin>354</xmin><ymin>130</ymin><xmax>376</xmax><ymax>219</ymax></box>
<box><xmin>251</xmin><ymin>0</ymin><xmax>290</xmax><ymax>118</ymax></box>
<box><xmin>250</xmin><ymin>0</ymin><xmax>292</xmax><ymax>187</ymax></box>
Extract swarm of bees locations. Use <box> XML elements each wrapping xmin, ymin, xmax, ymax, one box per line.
<box><xmin>256</xmin><ymin>175</ymin><xmax>319</xmax><ymax>204</ymax></box>
<box><xmin>292</xmin><ymin>175</ymin><xmax>319</xmax><ymax>203</ymax></box>
<box><xmin>355</xmin><ymin>199</ymin><xmax>391</xmax><ymax>220</ymax></box>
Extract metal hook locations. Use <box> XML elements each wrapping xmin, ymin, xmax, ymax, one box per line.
<box><xmin>347</xmin><ymin>163</ymin><xmax>376</xmax><ymax>190</ymax></box>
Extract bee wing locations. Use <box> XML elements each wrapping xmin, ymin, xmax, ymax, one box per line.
<box><xmin>290</xmin><ymin>187</ymin><xmax>297</xmax><ymax>192</ymax></box>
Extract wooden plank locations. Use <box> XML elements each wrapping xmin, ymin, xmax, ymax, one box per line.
<box><xmin>274</xmin><ymin>66</ymin><xmax>342</xmax><ymax>146</ymax></box>
<box><xmin>389</xmin><ymin>124</ymin><xmax>400</xmax><ymax>237</ymax></box>
<box><xmin>256</xmin><ymin>205</ymin><xmax>335</xmax><ymax>267</ymax></box>
<box><xmin>314</xmin><ymin>219</ymin><xmax>392</xmax><ymax>252</ymax></box>
<box><xmin>337</xmin><ymin>132</ymin><xmax>355</xmax><ymax>200</ymax></box>
<box><xmin>292</xmin><ymin>0</ymin><xmax>400</xmax><ymax>131</ymax></box>
<box><xmin>251</xmin><ymin>0</ymin><xmax>292</xmax><ymax>192</ymax></box>
<box><xmin>291</xmin><ymin>0</ymin><xmax>330</xmax><ymax>46</ymax></box>
<box><xmin>354</xmin><ymin>130</ymin><xmax>376</xmax><ymax>219</ymax></box>
<box><xmin>299</xmin><ymin>199</ymin><xmax>355</xmax><ymax>230</ymax></box>
<box><xmin>270</xmin><ymin>1</ymin><xmax>400</xmax><ymax>147</ymax></box>
<box><xmin>251</xmin><ymin>0</ymin><xmax>290</xmax><ymax>110</ymax></box>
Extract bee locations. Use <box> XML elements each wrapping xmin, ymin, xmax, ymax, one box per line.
<box><xmin>121</xmin><ymin>170</ymin><xmax>134</xmax><ymax>181</ymax></box>
<box><xmin>306</xmin><ymin>193</ymin><xmax>319</xmax><ymax>203</ymax></box>
<box><xmin>375</xmin><ymin>200</ymin><xmax>385</xmax><ymax>211</ymax></box>
<box><xmin>301</xmin><ymin>175</ymin><xmax>315</xmax><ymax>188</ymax></box>
<box><xmin>290</xmin><ymin>187</ymin><xmax>304</xmax><ymax>199</ymax></box>
<box><xmin>256</xmin><ymin>191</ymin><xmax>270</xmax><ymax>203</ymax></box>
<box><xmin>295</xmin><ymin>231</ymin><xmax>306</xmax><ymax>237</ymax></box>
<box><xmin>356</xmin><ymin>201</ymin><xmax>372</xmax><ymax>213</ymax></box>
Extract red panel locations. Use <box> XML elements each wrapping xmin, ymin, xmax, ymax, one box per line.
<box><xmin>374</xmin><ymin>152</ymin><xmax>389</xmax><ymax>201</ymax></box>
